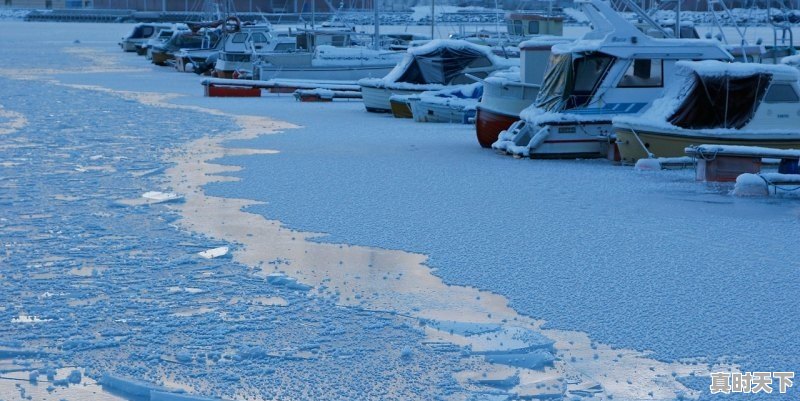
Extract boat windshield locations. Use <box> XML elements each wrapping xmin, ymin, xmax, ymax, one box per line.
<box><xmin>668</xmin><ymin>73</ymin><xmax>771</xmax><ymax>129</ymax></box>
<box><xmin>172</xmin><ymin>34</ymin><xmax>204</xmax><ymax>49</ymax></box>
<box><xmin>130</xmin><ymin>25</ymin><xmax>155</xmax><ymax>39</ymax></box>
<box><xmin>534</xmin><ymin>52</ymin><xmax>614</xmax><ymax>112</ymax></box>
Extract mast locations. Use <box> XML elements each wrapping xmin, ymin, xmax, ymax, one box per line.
<box><xmin>312</xmin><ymin>0</ymin><xmax>316</xmax><ymax>28</ymax></box>
<box><xmin>373</xmin><ymin>0</ymin><xmax>380</xmax><ymax>50</ymax></box>
<box><xmin>494</xmin><ymin>0</ymin><xmax>500</xmax><ymax>38</ymax></box>
<box><xmin>430</xmin><ymin>0</ymin><xmax>435</xmax><ymax>39</ymax></box>
<box><xmin>676</xmin><ymin>0</ymin><xmax>681</xmax><ymax>38</ymax></box>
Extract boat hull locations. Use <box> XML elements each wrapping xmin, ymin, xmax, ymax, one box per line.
<box><xmin>390</xmin><ymin>99</ymin><xmax>413</xmax><ymax>118</ymax></box>
<box><xmin>495</xmin><ymin>120</ymin><xmax>611</xmax><ymax>159</ymax></box>
<box><xmin>475</xmin><ymin>107</ymin><xmax>518</xmax><ymax>148</ymax></box>
<box><xmin>475</xmin><ymin>79</ymin><xmax>539</xmax><ymax>148</ymax></box>
<box><xmin>361</xmin><ymin>85</ymin><xmax>422</xmax><ymax>113</ymax></box>
<box><xmin>151</xmin><ymin>51</ymin><xmax>172</xmax><ymax>66</ymax></box>
<box><xmin>412</xmin><ymin>101</ymin><xmax>474</xmax><ymax>124</ymax></box>
<box><xmin>258</xmin><ymin>65</ymin><xmax>395</xmax><ymax>82</ymax></box>
<box><xmin>615</xmin><ymin>125</ymin><xmax>800</xmax><ymax>164</ymax></box>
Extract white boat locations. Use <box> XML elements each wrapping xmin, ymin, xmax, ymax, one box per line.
<box><xmin>174</xmin><ymin>22</ymin><xmax>224</xmax><ymax>73</ymax></box>
<box><xmin>359</xmin><ymin>39</ymin><xmax>517</xmax><ymax>113</ymax></box>
<box><xmin>213</xmin><ymin>20</ymin><xmax>280</xmax><ymax>79</ymax></box>
<box><xmin>475</xmin><ymin>36</ymin><xmax>572</xmax><ymax>147</ymax></box>
<box><xmin>150</xmin><ymin>30</ymin><xmax>212</xmax><ymax>66</ymax></box>
<box><xmin>253</xmin><ymin>44</ymin><xmax>404</xmax><ymax>81</ymax></box>
<box><xmin>492</xmin><ymin>0</ymin><xmax>732</xmax><ymax>159</ymax></box>
<box><xmin>119</xmin><ymin>23</ymin><xmax>175</xmax><ymax>53</ymax></box>
<box><xmin>614</xmin><ymin>60</ymin><xmax>800</xmax><ymax>164</ymax></box>
<box><xmin>409</xmin><ymin>82</ymin><xmax>483</xmax><ymax>124</ymax></box>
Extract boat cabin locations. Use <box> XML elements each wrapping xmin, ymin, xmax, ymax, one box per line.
<box><xmin>506</xmin><ymin>13</ymin><xmax>564</xmax><ymax>37</ymax></box>
<box><xmin>120</xmin><ymin>22</ymin><xmax>178</xmax><ymax>52</ymax></box>
<box><xmin>221</xmin><ymin>24</ymin><xmax>276</xmax><ymax>54</ymax></box>
<box><xmin>532</xmin><ymin>0</ymin><xmax>731</xmax><ymax>115</ymax></box>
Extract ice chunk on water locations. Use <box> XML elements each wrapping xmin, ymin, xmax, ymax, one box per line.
<box><xmin>67</xmin><ymin>369</ymin><xmax>81</xmax><ymax>384</ymax></box>
<box><xmin>100</xmin><ymin>374</ymin><xmax>175</xmax><ymax>398</ymax></box>
<box><xmin>266</xmin><ymin>273</ymin><xmax>312</xmax><ymax>291</ymax></box>
<box><xmin>484</xmin><ymin>349</ymin><xmax>555</xmax><ymax>370</ymax></box>
<box><xmin>197</xmin><ymin>246</ymin><xmax>229</xmax><ymax>259</ymax></box>
<box><xmin>151</xmin><ymin>390</ymin><xmax>227</xmax><ymax>401</ymax></box>
<box><xmin>142</xmin><ymin>191</ymin><xmax>183</xmax><ymax>204</ymax></box>
<box><xmin>474</xmin><ymin>373</ymin><xmax>520</xmax><ymax>390</ymax></box>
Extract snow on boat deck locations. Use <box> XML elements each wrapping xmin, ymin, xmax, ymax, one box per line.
<box><xmin>0</xmin><ymin>20</ymin><xmax>797</xmax><ymax>401</ymax></box>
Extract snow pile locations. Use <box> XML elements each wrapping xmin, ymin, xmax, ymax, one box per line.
<box><xmin>634</xmin><ymin>158</ymin><xmax>661</xmax><ymax>171</ymax></box>
<box><xmin>732</xmin><ymin>173</ymin><xmax>769</xmax><ymax>196</ymax></box>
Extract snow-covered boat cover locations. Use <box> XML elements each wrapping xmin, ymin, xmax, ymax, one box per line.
<box><xmin>417</xmin><ymin>82</ymin><xmax>483</xmax><ymax>111</ymax></box>
<box><xmin>615</xmin><ymin>60</ymin><xmax>800</xmax><ymax>133</ymax></box>
<box><xmin>682</xmin><ymin>59</ymin><xmax>798</xmax><ymax>78</ymax></box>
<box><xmin>358</xmin><ymin>39</ymin><xmax>516</xmax><ymax>90</ymax></box>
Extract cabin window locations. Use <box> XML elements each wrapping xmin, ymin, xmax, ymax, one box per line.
<box><xmin>296</xmin><ymin>35</ymin><xmax>309</xmax><ymax>50</ymax></box>
<box><xmin>528</xmin><ymin>21</ymin><xmax>540</xmax><ymax>35</ymax></box>
<box><xmin>573</xmin><ymin>55</ymin><xmax>614</xmax><ymax>93</ymax></box>
<box><xmin>509</xmin><ymin>20</ymin><xmax>523</xmax><ymax>35</ymax></box>
<box><xmin>680</xmin><ymin>26</ymin><xmax>699</xmax><ymax>39</ymax></box>
<box><xmin>251</xmin><ymin>33</ymin><xmax>268</xmax><ymax>43</ymax></box>
<box><xmin>317</xmin><ymin>35</ymin><xmax>348</xmax><ymax>47</ymax></box>
<box><xmin>232</xmin><ymin>33</ymin><xmax>247</xmax><ymax>43</ymax></box>
<box><xmin>618</xmin><ymin>59</ymin><xmax>663</xmax><ymax>88</ymax></box>
<box><xmin>141</xmin><ymin>26</ymin><xmax>154</xmax><ymax>37</ymax></box>
<box><xmin>274</xmin><ymin>43</ymin><xmax>295</xmax><ymax>52</ymax></box>
<box><xmin>764</xmin><ymin>83</ymin><xmax>799</xmax><ymax>103</ymax></box>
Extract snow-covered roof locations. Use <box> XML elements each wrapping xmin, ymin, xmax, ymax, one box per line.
<box><xmin>518</xmin><ymin>36</ymin><xmax>573</xmax><ymax>51</ymax></box>
<box><xmin>679</xmin><ymin>60</ymin><xmax>799</xmax><ymax>80</ymax></box>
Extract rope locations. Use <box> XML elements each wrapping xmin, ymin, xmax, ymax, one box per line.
<box><xmin>629</xmin><ymin>127</ymin><xmax>654</xmax><ymax>159</ymax></box>
<box><xmin>758</xmin><ymin>174</ymin><xmax>800</xmax><ymax>194</ymax></box>
<box><xmin>694</xmin><ymin>147</ymin><xmax>719</xmax><ymax>161</ymax></box>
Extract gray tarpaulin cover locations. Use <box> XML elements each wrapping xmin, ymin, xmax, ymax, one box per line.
<box><xmin>534</xmin><ymin>53</ymin><xmax>614</xmax><ymax>112</ymax></box>
<box><xmin>669</xmin><ymin>72</ymin><xmax>771</xmax><ymax>129</ymax></box>
<box><xmin>397</xmin><ymin>46</ymin><xmax>490</xmax><ymax>85</ymax></box>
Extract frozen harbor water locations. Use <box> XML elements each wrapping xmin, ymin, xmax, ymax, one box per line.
<box><xmin>0</xmin><ymin>20</ymin><xmax>797</xmax><ymax>401</ymax></box>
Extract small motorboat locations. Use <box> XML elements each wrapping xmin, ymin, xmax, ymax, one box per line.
<box><xmin>409</xmin><ymin>82</ymin><xmax>484</xmax><ymax>124</ymax></box>
<box><xmin>614</xmin><ymin>60</ymin><xmax>800</xmax><ymax>164</ymax></box>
